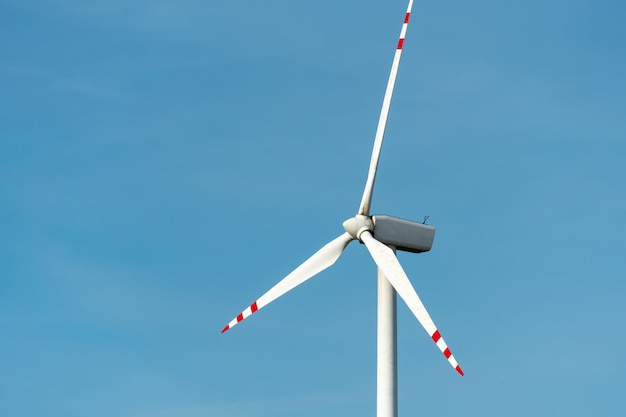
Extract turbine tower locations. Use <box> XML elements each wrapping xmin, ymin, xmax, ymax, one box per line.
<box><xmin>222</xmin><ymin>1</ymin><xmax>463</xmax><ymax>415</ymax></box>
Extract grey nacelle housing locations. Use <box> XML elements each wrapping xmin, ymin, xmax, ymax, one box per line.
<box><xmin>371</xmin><ymin>215</ymin><xmax>435</xmax><ymax>253</ymax></box>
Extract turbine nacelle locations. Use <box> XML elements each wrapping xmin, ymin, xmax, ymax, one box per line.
<box><xmin>371</xmin><ymin>215</ymin><xmax>435</xmax><ymax>254</ymax></box>
<box><xmin>344</xmin><ymin>214</ymin><xmax>435</xmax><ymax>253</ymax></box>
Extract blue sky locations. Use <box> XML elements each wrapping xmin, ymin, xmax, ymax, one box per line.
<box><xmin>1</xmin><ymin>0</ymin><xmax>625</xmax><ymax>416</ymax></box>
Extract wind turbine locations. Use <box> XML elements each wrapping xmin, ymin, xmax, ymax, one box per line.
<box><xmin>222</xmin><ymin>1</ymin><xmax>463</xmax><ymax>415</ymax></box>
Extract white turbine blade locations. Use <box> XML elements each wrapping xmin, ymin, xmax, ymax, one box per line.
<box><xmin>358</xmin><ymin>0</ymin><xmax>415</xmax><ymax>216</ymax></box>
<box><xmin>222</xmin><ymin>232</ymin><xmax>353</xmax><ymax>333</ymax></box>
<box><xmin>360</xmin><ymin>231</ymin><xmax>464</xmax><ymax>376</ymax></box>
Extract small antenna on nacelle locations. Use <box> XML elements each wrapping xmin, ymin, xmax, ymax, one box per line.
<box><xmin>422</xmin><ymin>215</ymin><xmax>429</xmax><ymax>224</ymax></box>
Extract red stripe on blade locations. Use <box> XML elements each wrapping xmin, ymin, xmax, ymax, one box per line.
<box><xmin>444</xmin><ymin>348</ymin><xmax>451</xmax><ymax>359</ymax></box>
<box><xmin>236</xmin><ymin>313</ymin><xmax>244</xmax><ymax>322</ymax></box>
<box><xmin>431</xmin><ymin>330</ymin><xmax>441</xmax><ymax>343</ymax></box>
<box><xmin>221</xmin><ymin>325</ymin><xmax>230</xmax><ymax>333</ymax></box>
<box><xmin>397</xmin><ymin>38</ymin><xmax>404</xmax><ymax>49</ymax></box>
<box><xmin>404</xmin><ymin>13</ymin><xmax>410</xmax><ymax>24</ymax></box>
<box><xmin>251</xmin><ymin>302</ymin><xmax>258</xmax><ymax>313</ymax></box>
<box><xmin>456</xmin><ymin>366</ymin><xmax>464</xmax><ymax>376</ymax></box>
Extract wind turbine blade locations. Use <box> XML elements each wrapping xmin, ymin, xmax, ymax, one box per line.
<box><xmin>221</xmin><ymin>232</ymin><xmax>353</xmax><ymax>333</ymax></box>
<box><xmin>358</xmin><ymin>0</ymin><xmax>415</xmax><ymax>216</ymax></box>
<box><xmin>360</xmin><ymin>231</ymin><xmax>464</xmax><ymax>376</ymax></box>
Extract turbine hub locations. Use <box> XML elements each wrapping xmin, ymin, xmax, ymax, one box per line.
<box><xmin>342</xmin><ymin>215</ymin><xmax>373</xmax><ymax>241</ymax></box>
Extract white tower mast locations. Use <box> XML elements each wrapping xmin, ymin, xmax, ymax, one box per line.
<box><xmin>378</xmin><ymin>263</ymin><xmax>398</xmax><ymax>417</ymax></box>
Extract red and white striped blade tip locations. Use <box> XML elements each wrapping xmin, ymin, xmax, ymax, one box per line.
<box><xmin>221</xmin><ymin>301</ymin><xmax>259</xmax><ymax>333</ymax></box>
<box><xmin>431</xmin><ymin>329</ymin><xmax>464</xmax><ymax>376</ymax></box>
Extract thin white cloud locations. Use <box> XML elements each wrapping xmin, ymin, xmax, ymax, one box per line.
<box><xmin>7</xmin><ymin>0</ymin><xmax>222</xmax><ymax>38</ymax></box>
<box><xmin>51</xmin><ymin>74</ymin><xmax>128</xmax><ymax>101</ymax></box>
<box><xmin>0</xmin><ymin>61</ymin><xmax>46</xmax><ymax>78</ymax></box>
<box><xmin>127</xmin><ymin>391</ymin><xmax>368</xmax><ymax>417</ymax></box>
<box><xmin>0</xmin><ymin>60</ymin><xmax>129</xmax><ymax>101</ymax></box>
